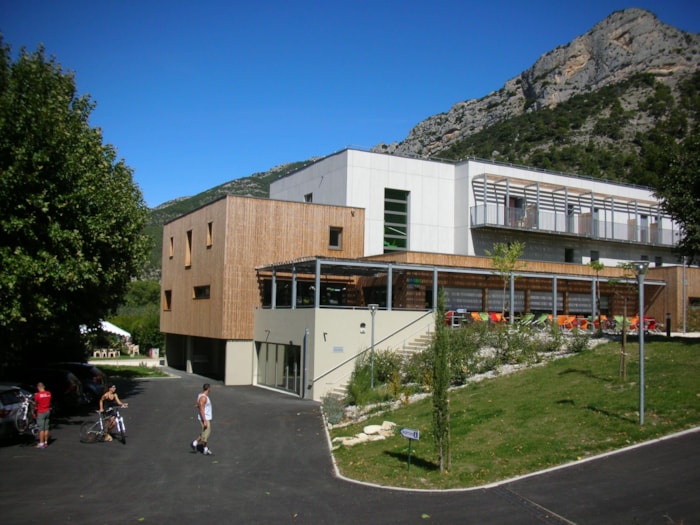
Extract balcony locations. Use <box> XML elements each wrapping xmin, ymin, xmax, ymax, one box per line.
<box><xmin>470</xmin><ymin>205</ymin><xmax>678</xmax><ymax>246</ymax></box>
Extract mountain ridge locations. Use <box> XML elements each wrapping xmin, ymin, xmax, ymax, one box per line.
<box><xmin>371</xmin><ymin>8</ymin><xmax>700</xmax><ymax>158</ymax></box>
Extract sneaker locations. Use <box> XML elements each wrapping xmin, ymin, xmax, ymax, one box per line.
<box><xmin>203</xmin><ymin>448</ymin><xmax>213</xmax><ymax>455</ymax></box>
<box><xmin>190</xmin><ymin>441</ymin><xmax>198</xmax><ymax>453</ymax></box>
<box><xmin>36</xmin><ymin>443</ymin><xmax>46</xmax><ymax>449</ymax></box>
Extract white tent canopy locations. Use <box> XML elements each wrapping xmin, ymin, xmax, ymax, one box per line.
<box><xmin>80</xmin><ymin>320</ymin><xmax>131</xmax><ymax>339</ymax></box>
<box><xmin>100</xmin><ymin>320</ymin><xmax>131</xmax><ymax>338</ymax></box>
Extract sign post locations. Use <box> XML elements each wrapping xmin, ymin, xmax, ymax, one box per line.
<box><xmin>400</xmin><ymin>427</ymin><xmax>420</xmax><ymax>471</ymax></box>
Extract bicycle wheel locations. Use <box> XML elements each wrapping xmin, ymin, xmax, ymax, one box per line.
<box><xmin>15</xmin><ymin>409</ymin><xmax>29</xmax><ymax>433</ymax></box>
<box><xmin>80</xmin><ymin>421</ymin><xmax>103</xmax><ymax>443</ymax></box>
<box><xmin>117</xmin><ymin>418</ymin><xmax>126</xmax><ymax>444</ymax></box>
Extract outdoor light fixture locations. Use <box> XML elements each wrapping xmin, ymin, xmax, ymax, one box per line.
<box><xmin>368</xmin><ymin>304</ymin><xmax>379</xmax><ymax>389</ymax></box>
<box><xmin>634</xmin><ymin>261</ymin><xmax>649</xmax><ymax>425</ymax></box>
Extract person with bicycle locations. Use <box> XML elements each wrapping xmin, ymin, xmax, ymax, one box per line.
<box><xmin>34</xmin><ymin>382</ymin><xmax>51</xmax><ymax>448</ymax></box>
<box><xmin>99</xmin><ymin>384</ymin><xmax>128</xmax><ymax>442</ymax></box>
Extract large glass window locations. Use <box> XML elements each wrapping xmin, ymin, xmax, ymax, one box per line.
<box><xmin>384</xmin><ymin>188</ymin><xmax>409</xmax><ymax>253</ymax></box>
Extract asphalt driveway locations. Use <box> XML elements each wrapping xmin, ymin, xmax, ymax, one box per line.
<box><xmin>0</xmin><ymin>368</ymin><xmax>698</xmax><ymax>524</ymax></box>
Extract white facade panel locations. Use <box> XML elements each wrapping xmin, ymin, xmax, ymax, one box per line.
<box><xmin>270</xmin><ymin>150</ymin><xmax>350</xmax><ymax>206</ymax></box>
<box><xmin>271</xmin><ymin>149</ymin><xmax>677</xmax><ymax>265</ymax></box>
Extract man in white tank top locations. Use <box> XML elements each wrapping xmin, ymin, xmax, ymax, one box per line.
<box><xmin>191</xmin><ymin>383</ymin><xmax>213</xmax><ymax>455</ymax></box>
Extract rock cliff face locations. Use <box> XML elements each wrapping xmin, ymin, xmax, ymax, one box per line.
<box><xmin>373</xmin><ymin>8</ymin><xmax>700</xmax><ymax>158</ymax></box>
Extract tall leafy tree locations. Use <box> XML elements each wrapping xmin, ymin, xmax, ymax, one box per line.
<box><xmin>0</xmin><ymin>39</ymin><xmax>150</xmax><ymax>366</ymax></box>
<box><xmin>654</xmin><ymin>130</ymin><xmax>700</xmax><ymax>264</ymax></box>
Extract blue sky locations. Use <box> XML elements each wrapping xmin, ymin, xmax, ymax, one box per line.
<box><xmin>3</xmin><ymin>1</ymin><xmax>700</xmax><ymax>207</ymax></box>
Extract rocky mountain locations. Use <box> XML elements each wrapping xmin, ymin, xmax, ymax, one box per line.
<box><xmin>143</xmin><ymin>8</ymin><xmax>700</xmax><ymax>276</ymax></box>
<box><xmin>372</xmin><ymin>8</ymin><xmax>700</xmax><ymax>158</ymax></box>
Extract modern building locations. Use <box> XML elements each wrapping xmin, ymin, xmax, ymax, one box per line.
<box><xmin>161</xmin><ymin>149</ymin><xmax>698</xmax><ymax>401</ymax></box>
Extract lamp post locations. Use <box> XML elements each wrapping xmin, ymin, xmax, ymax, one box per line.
<box><xmin>368</xmin><ymin>304</ymin><xmax>378</xmax><ymax>389</ymax></box>
<box><xmin>634</xmin><ymin>261</ymin><xmax>649</xmax><ymax>425</ymax></box>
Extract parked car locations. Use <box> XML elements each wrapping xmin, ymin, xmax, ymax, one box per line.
<box><xmin>47</xmin><ymin>362</ymin><xmax>107</xmax><ymax>404</ymax></box>
<box><xmin>14</xmin><ymin>368</ymin><xmax>83</xmax><ymax>413</ymax></box>
<box><xmin>0</xmin><ymin>383</ymin><xmax>33</xmax><ymax>439</ymax></box>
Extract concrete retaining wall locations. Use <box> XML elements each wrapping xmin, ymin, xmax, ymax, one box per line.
<box><xmin>88</xmin><ymin>357</ymin><xmax>163</xmax><ymax>367</ymax></box>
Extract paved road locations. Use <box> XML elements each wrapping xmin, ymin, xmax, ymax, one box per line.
<box><xmin>1</xmin><ymin>369</ymin><xmax>698</xmax><ymax>524</ymax></box>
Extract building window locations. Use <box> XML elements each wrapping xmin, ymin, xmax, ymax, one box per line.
<box><xmin>207</xmin><ymin>222</ymin><xmax>213</xmax><ymax>248</ymax></box>
<box><xmin>193</xmin><ymin>285</ymin><xmax>210</xmax><ymax>300</ymax></box>
<box><xmin>185</xmin><ymin>230</ymin><xmax>192</xmax><ymax>268</ymax></box>
<box><xmin>329</xmin><ymin>227</ymin><xmax>342</xmax><ymax>250</ymax></box>
<box><xmin>163</xmin><ymin>290</ymin><xmax>172</xmax><ymax>311</ymax></box>
<box><xmin>169</xmin><ymin>237</ymin><xmax>174</xmax><ymax>259</ymax></box>
<box><xmin>590</xmin><ymin>250</ymin><xmax>599</xmax><ymax>262</ymax></box>
<box><xmin>655</xmin><ymin>256</ymin><xmax>663</xmax><ymax>267</ymax></box>
<box><xmin>384</xmin><ymin>188</ymin><xmax>409</xmax><ymax>253</ymax></box>
<box><xmin>565</xmin><ymin>248</ymin><xmax>574</xmax><ymax>263</ymax></box>
<box><xmin>304</xmin><ymin>193</ymin><xmax>313</xmax><ymax>203</ymax></box>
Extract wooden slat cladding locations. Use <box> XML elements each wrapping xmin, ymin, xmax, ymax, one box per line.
<box><xmin>161</xmin><ymin>196</ymin><xmax>364</xmax><ymax>340</ymax></box>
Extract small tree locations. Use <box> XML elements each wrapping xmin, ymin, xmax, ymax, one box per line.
<box><xmin>485</xmin><ymin>241</ymin><xmax>526</xmax><ymax>318</ymax></box>
<box><xmin>611</xmin><ymin>263</ymin><xmax>639</xmax><ymax>379</ymax></box>
<box><xmin>432</xmin><ymin>289</ymin><xmax>451</xmax><ymax>473</ymax></box>
<box><xmin>589</xmin><ymin>260</ymin><xmax>605</xmax><ymax>336</ymax></box>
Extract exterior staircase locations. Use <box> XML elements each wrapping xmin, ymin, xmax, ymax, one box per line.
<box><xmin>326</xmin><ymin>329</ymin><xmax>434</xmax><ymax>400</ymax></box>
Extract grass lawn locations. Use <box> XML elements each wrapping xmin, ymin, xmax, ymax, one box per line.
<box><xmin>98</xmin><ymin>364</ymin><xmax>170</xmax><ymax>379</ymax></box>
<box><xmin>329</xmin><ymin>337</ymin><xmax>700</xmax><ymax>490</ymax></box>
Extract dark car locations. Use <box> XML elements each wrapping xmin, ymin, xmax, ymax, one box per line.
<box><xmin>47</xmin><ymin>362</ymin><xmax>107</xmax><ymax>404</ymax></box>
<box><xmin>15</xmin><ymin>368</ymin><xmax>83</xmax><ymax>413</ymax></box>
<box><xmin>0</xmin><ymin>384</ymin><xmax>30</xmax><ymax>439</ymax></box>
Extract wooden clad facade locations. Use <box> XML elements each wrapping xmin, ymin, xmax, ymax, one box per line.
<box><xmin>160</xmin><ymin>196</ymin><xmax>365</xmax><ymax>341</ymax></box>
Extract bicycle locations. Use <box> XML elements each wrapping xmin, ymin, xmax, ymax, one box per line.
<box><xmin>79</xmin><ymin>406</ymin><xmax>128</xmax><ymax>444</ymax></box>
<box><xmin>14</xmin><ymin>391</ymin><xmax>40</xmax><ymax>438</ymax></box>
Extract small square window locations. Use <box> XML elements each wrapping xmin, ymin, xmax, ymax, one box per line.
<box><xmin>565</xmin><ymin>248</ymin><xmax>574</xmax><ymax>263</ymax></box>
<box><xmin>304</xmin><ymin>193</ymin><xmax>313</xmax><ymax>203</ymax></box>
<box><xmin>590</xmin><ymin>250</ymin><xmax>599</xmax><ymax>262</ymax></box>
<box><xmin>329</xmin><ymin>227</ymin><xmax>342</xmax><ymax>250</ymax></box>
<box><xmin>193</xmin><ymin>285</ymin><xmax>210</xmax><ymax>300</ymax></box>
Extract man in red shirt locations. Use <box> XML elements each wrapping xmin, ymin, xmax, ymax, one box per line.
<box><xmin>34</xmin><ymin>382</ymin><xmax>52</xmax><ymax>448</ymax></box>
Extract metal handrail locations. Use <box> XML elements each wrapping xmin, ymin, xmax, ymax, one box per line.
<box><xmin>310</xmin><ymin>310</ymin><xmax>434</xmax><ymax>386</ymax></box>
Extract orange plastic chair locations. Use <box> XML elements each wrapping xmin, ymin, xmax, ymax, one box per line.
<box><xmin>490</xmin><ymin>312</ymin><xmax>505</xmax><ymax>323</ymax></box>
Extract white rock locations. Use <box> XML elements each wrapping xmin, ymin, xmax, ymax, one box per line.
<box><xmin>363</xmin><ymin>424</ymin><xmax>382</xmax><ymax>435</ymax></box>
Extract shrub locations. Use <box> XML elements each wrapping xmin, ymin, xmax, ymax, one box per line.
<box><xmin>567</xmin><ymin>330</ymin><xmax>590</xmax><ymax>353</ymax></box>
<box><xmin>372</xmin><ymin>349</ymin><xmax>402</xmax><ymax>384</ymax></box>
<box><xmin>321</xmin><ymin>394</ymin><xmax>345</xmax><ymax>425</ymax></box>
<box><xmin>345</xmin><ymin>355</ymin><xmax>395</xmax><ymax>407</ymax></box>
<box><xmin>402</xmin><ymin>348</ymin><xmax>433</xmax><ymax>389</ymax></box>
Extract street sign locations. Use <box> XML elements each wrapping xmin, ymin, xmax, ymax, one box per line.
<box><xmin>401</xmin><ymin>427</ymin><xmax>420</xmax><ymax>440</ymax></box>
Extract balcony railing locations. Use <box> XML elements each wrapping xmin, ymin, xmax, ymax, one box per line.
<box><xmin>470</xmin><ymin>205</ymin><xmax>678</xmax><ymax>246</ymax></box>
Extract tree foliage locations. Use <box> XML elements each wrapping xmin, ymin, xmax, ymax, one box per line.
<box><xmin>110</xmin><ymin>280</ymin><xmax>164</xmax><ymax>352</ymax></box>
<box><xmin>0</xmin><ymin>39</ymin><xmax>150</xmax><ymax>365</ymax></box>
<box><xmin>654</xmin><ymin>129</ymin><xmax>700</xmax><ymax>264</ymax></box>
